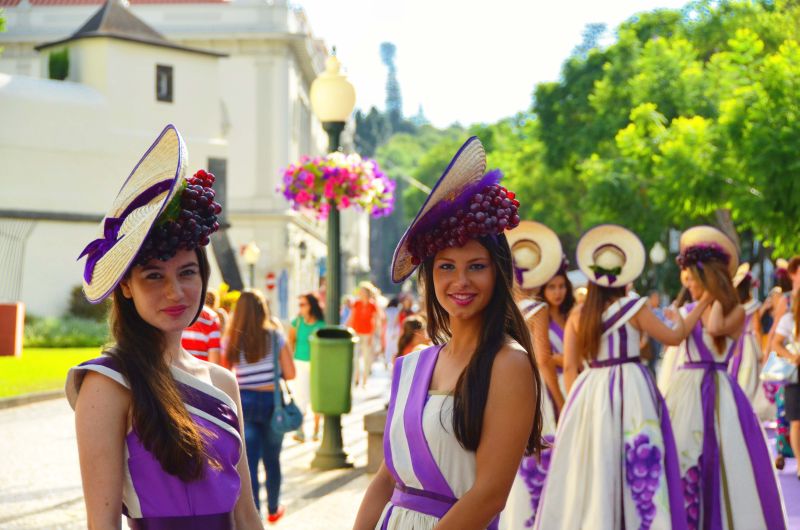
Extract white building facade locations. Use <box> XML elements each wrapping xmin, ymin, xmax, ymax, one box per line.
<box><xmin>0</xmin><ymin>0</ymin><xmax>370</xmax><ymax>320</ymax></box>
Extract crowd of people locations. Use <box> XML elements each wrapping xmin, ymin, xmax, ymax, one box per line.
<box><xmin>65</xmin><ymin>126</ymin><xmax>793</xmax><ymax>529</ymax></box>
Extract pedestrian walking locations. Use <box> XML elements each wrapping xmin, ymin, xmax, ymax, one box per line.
<box><xmin>287</xmin><ymin>292</ymin><xmax>325</xmax><ymax>442</ymax></box>
<box><xmin>181</xmin><ymin>302</ymin><xmax>222</xmax><ymax>364</ymax></box>
<box><xmin>67</xmin><ymin>124</ymin><xmax>264</xmax><ymax>528</ymax></box>
<box><xmin>225</xmin><ymin>289</ymin><xmax>296</xmax><ymax>523</ymax></box>
<box><xmin>664</xmin><ymin>226</ymin><xmax>786</xmax><ymax>529</ymax></box>
<box><xmin>770</xmin><ymin>288</ymin><xmax>800</xmax><ymax>480</ymax></box>
<box><xmin>354</xmin><ymin>136</ymin><xmax>542</xmax><ymax>530</ymax></box>
<box><xmin>383</xmin><ymin>297</ymin><xmax>402</xmax><ymax>366</ymax></box>
<box><xmin>534</xmin><ymin>224</ymin><xmax>690</xmax><ymax>530</ymax></box>
<box><xmin>499</xmin><ymin>221</ymin><xmax>567</xmax><ymax>529</ymax></box>
<box><xmin>347</xmin><ymin>282</ymin><xmax>379</xmax><ymax>388</ymax></box>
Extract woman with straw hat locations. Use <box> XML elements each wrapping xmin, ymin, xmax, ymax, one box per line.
<box><xmin>66</xmin><ymin>125</ymin><xmax>265</xmax><ymax>528</ymax></box>
<box><xmin>728</xmin><ymin>262</ymin><xmax>763</xmax><ymax>402</ymax></box>
<box><xmin>664</xmin><ymin>226</ymin><xmax>786</xmax><ymax>529</ymax></box>
<box><xmin>499</xmin><ymin>221</ymin><xmax>570</xmax><ymax>529</ymax></box>
<box><xmin>354</xmin><ymin>137</ymin><xmax>543</xmax><ymax>530</ymax></box>
<box><xmin>534</xmin><ymin>224</ymin><xmax>692</xmax><ymax>530</ymax></box>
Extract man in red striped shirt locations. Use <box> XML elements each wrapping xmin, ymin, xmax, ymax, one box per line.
<box><xmin>181</xmin><ymin>305</ymin><xmax>222</xmax><ymax>364</ymax></box>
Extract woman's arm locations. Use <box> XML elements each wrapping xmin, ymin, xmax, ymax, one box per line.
<box><xmin>770</xmin><ymin>332</ymin><xmax>800</xmax><ymax>363</ymax></box>
<box><xmin>563</xmin><ymin>310</ymin><xmax>582</xmax><ymax>395</ymax></box>
<box><xmin>212</xmin><ymin>368</ymin><xmax>265</xmax><ymax>530</ymax></box>
<box><xmin>287</xmin><ymin>320</ymin><xmax>298</xmax><ymax>352</ymax></box>
<box><xmin>74</xmin><ymin>372</ymin><xmax>130</xmax><ymax>530</ymax></box>
<box><xmin>530</xmin><ymin>310</ymin><xmax>564</xmax><ymax>412</ymax></box>
<box><xmin>706</xmin><ymin>300</ymin><xmax>745</xmax><ymax>338</ymax></box>
<box><xmin>353</xmin><ymin>462</ymin><xmax>395</xmax><ymax>530</ymax></box>
<box><xmin>433</xmin><ymin>344</ymin><xmax>535</xmax><ymax>530</ymax></box>
<box><xmin>633</xmin><ymin>305</ymin><xmax>686</xmax><ymax>346</ymax></box>
<box><xmin>279</xmin><ymin>342</ymin><xmax>296</xmax><ymax>380</ymax></box>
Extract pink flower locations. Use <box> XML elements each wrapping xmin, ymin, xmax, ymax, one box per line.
<box><xmin>324</xmin><ymin>181</ymin><xmax>335</xmax><ymax>199</ymax></box>
<box><xmin>295</xmin><ymin>190</ymin><xmax>311</xmax><ymax>204</ymax></box>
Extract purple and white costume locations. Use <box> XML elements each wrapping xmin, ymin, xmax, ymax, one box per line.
<box><xmin>727</xmin><ymin>299</ymin><xmax>762</xmax><ymax>401</ymax></box>
<box><xmin>535</xmin><ymin>295</ymin><xmax>687</xmax><ymax>530</ymax></box>
<box><xmin>499</xmin><ymin>300</ymin><xmax>558</xmax><ymax>530</ymax></box>
<box><xmin>664</xmin><ymin>303</ymin><xmax>786</xmax><ymax>530</ymax></box>
<box><xmin>378</xmin><ymin>345</ymin><xmax>499</xmax><ymax>530</ymax></box>
<box><xmin>65</xmin><ymin>356</ymin><xmax>242</xmax><ymax>529</ymax></box>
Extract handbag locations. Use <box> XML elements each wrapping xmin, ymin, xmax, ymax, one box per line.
<box><xmin>269</xmin><ymin>331</ymin><xmax>304</xmax><ymax>434</ymax></box>
<box><xmin>759</xmin><ymin>347</ymin><xmax>798</xmax><ymax>383</ymax></box>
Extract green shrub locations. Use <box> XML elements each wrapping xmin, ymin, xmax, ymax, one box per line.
<box><xmin>48</xmin><ymin>48</ymin><xmax>69</xmax><ymax>81</ymax></box>
<box><xmin>67</xmin><ymin>285</ymin><xmax>110</xmax><ymax>322</ymax></box>
<box><xmin>24</xmin><ymin>316</ymin><xmax>109</xmax><ymax>348</ymax></box>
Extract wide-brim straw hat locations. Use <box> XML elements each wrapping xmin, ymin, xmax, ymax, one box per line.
<box><xmin>679</xmin><ymin>225</ymin><xmax>739</xmax><ymax>276</ymax></box>
<box><xmin>733</xmin><ymin>262</ymin><xmax>751</xmax><ymax>287</ymax></box>
<box><xmin>391</xmin><ymin>137</ymin><xmax>487</xmax><ymax>283</ymax></box>
<box><xmin>81</xmin><ymin>124</ymin><xmax>187</xmax><ymax>302</ymax></box>
<box><xmin>506</xmin><ymin>221</ymin><xmax>563</xmax><ymax>289</ymax></box>
<box><xmin>576</xmin><ymin>224</ymin><xmax>645</xmax><ymax>288</ymax></box>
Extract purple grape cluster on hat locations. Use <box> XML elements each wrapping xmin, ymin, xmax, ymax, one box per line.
<box><xmin>676</xmin><ymin>243</ymin><xmax>731</xmax><ymax>270</ymax></box>
<box><xmin>406</xmin><ymin>170</ymin><xmax>521</xmax><ymax>266</ymax></box>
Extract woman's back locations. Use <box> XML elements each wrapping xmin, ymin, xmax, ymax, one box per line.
<box><xmin>233</xmin><ymin>329</ymin><xmax>284</xmax><ymax>390</ymax></box>
<box><xmin>592</xmin><ymin>295</ymin><xmax>646</xmax><ymax>363</ymax></box>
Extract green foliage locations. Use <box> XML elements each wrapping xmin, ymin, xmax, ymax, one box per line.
<box><xmin>48</xmin><ymin>48</ymin><xmax>69</xmax><ymax>81</ymax></box>
<box><xmin>24</xmin><ymin>317</ymin><xmax>109</xmax><ymax>348</ymax></box>
<box><xmin>67</xmin><ymin>285</ymin><xmax>111</xmax><ymax>322</ymax></box>
<box><xmin>0</xmin><ymin>347</ymin><xmax>99</xmax><ymax>397</ymax></box>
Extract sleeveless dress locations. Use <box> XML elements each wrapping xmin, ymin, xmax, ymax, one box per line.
<box><xmin>727</xmin><ymin>299</ymin><xmax>761</xmax><ymax>401</ymax></box>
<box><xmin>377</xmin><ymin>345</ymin><xmax>498</xmax><ymax>530</ymax></box>
<box><xmin>548</xmin><ymin>318</ymin><xmax>568</xmax><ymax>397</ymax></box>
<box><xmin>534</xmin><ymin>295</ymin><xmax>687</xmax><ymax>530</ymax></box>
<box><xmin>499</xmin><ymin>300</ymin><xmax>559</xmax><ymax>529</ymax></box>
<box><xmin>664</xmin><ymin>303</ymin><xmax>787</xmax><ymax>530</ymax></box>
<box><xmin>657</xmin><ymin>345</ymin><xmax>683</xmax><ymax>395</ymax></box>
<box><xmin>65</xmin><ymin>356</ymin><xmax>242</xmax><ymax>529</ymax></box>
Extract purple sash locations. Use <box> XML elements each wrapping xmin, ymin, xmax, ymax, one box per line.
<box><xmin>682</xmin><ymin>325</ymin><xmax>786</xmax><ymax>530</ymax></box>
<box><xmin>382</xmin><ymin>346</ymin><xmax>500</xmax><ymax>529</ymax></box>
<box><xmin>126</xmin><ymin>512</ymin><xmax>230</xmax><ymax>530</ymax></box>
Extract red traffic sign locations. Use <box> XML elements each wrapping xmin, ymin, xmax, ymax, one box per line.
<box><xmin>265</xmin><ymin>272</ymin><xmax>276</xmax><ymax>291</ymax></box>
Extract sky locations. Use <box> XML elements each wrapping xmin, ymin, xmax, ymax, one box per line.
<box><xmin>297</xmin><ymin>0</ymin><xmax>690</xmax><ymax>128</ymax></box>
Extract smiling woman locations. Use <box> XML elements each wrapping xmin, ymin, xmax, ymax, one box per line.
<box><xmin>64</xmin><ymin>125</ymin><xmax>266</xmax><ymax>530</ymax></box>
<box><xmin>354</xmin><ymin>137</ymin><xmax>542</xmax><ymax>530</ymax></box>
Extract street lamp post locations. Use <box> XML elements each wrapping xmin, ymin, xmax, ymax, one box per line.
<box><xmin>649</xmin><ymin>241</ymin><xmax>667</xmax><ymax>295</ymax></box>
<box><xmin>309</xmin><ymin>52</ymin><xmax>356</xmax><ymax>470</ymax></box>
<box><xmin>242</xmin><ymin>241</ymin><xmax>261</xmax><ymax>289</ymax></box>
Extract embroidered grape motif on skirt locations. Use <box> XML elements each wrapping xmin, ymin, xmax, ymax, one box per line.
<box><xmin>624</xmin><ymin>433</ymin><xmax>662</xmax><ymax>530</ymax></box>
<box><xmin>518</xmin><ymin>438</ymin><xmax>553</xmax><ymax>528</ymax></box>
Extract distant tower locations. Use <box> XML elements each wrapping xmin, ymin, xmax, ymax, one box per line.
<box><xmin>380</xmin><ymin>42</ymin><xmax>402</xmax><ymax>127</ymax></box>
<box><xmin>411</xmin><ymin>104</ymin><xmax>429</xmax><ymax>127</ymax></box>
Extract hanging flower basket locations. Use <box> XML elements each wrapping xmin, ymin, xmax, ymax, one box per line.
<box><xmin>280</xmin><ymin>152</ymin><xmax>395</xmax><ymax>220</ymax></box>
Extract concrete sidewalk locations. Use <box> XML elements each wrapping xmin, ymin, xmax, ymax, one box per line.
<box><xmin>0</xmin><ymin>363</ymin><xmax>391</xmax><ymax>529</ymax></box>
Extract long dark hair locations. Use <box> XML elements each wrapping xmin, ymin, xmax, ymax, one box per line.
<box><xmin>577</xmin><ymin>283</ymin><xmax>626</xmax><ymax>360</ymax></box>
<box><xmin>302</xmin><ymin>292</ymin><xmax>325</xmax><ymax>323</ymax></box>
<box><xmin>226</xmin><ymin>290</ymin><xmax>278</xmax><ymax>366</ymax></box>
<box><xmin>689</xmin><ymin>261</ymin><xmax>739</xmax><ymax>352</ymax></box>
<box><xmin>536</xmin><ymin>272</ymin><xmax>575</xmax><ymax>318</ymax></box>
<box><xmin>419</xmin><ymin>234</ymin><xmax>543</xmax><ymax>455</ymax></box>
<box><xmin>736</xmin><ymin>274</ymin><xmax>752</xmax><ymax>304</ymax></box>
<box><xmin>397</xmin><ymin>315</ymin><xmax>426</xmax><ymax>357</ymax></box>
<box><xmin>108</xmin><ymin>248</ymin><xmax>214</xmax><ymax>481</ymax></box>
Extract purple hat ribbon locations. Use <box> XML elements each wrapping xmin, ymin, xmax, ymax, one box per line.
<box><xmin>78</xmin><ymin>180</ymin><xmax>174</xmax><ymax>284</ymax></box>
<box><xmin>513</xmin><ymin>263</ymin><xmax>528</xmax><ymax>285</ymax></box>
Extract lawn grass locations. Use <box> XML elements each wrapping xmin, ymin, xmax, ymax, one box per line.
<box><xmin>0</xmin><ymin>347</ymin><xmax>102</xmax><ymax>398</ymax></box>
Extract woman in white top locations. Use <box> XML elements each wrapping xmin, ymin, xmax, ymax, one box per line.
<box><xmin>770</xmin><ymin>289</ymin><xmax>800</xmax><ymax>479</ymax></box>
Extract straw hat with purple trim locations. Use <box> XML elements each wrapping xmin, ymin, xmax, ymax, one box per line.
<box><xmin>733</xmin><ymin>262</ymin><xmax>751</xmax><ymax>287</ymax></box>
<box><xmin>506</xmin><ymin>221</ymin><xmax>564</xmax><ymax>290</ymax></box>
<box><xmin>391</xmin><ymin>137</ymin><xmax>522</xmax><ymax>283</ymax></box>
<box><xmin>576</xmin><ymin>224</ymin><xmax>645</xmax><ymax>288</ymax></box>
<box><xmin>79</xmin><ymin>124</ymin><xmax>221</xmax><ymax>303</ymax></box>
<box><xmin>677</xmin><ymin>225</ymin><xmax>738</xmax><ymax>277</ymax></box>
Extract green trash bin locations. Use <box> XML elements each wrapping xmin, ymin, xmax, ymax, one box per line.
<box><xmin>310</xmin><ymin>326</ymin><xmax>357</xmax><ymax>415</ymax></box>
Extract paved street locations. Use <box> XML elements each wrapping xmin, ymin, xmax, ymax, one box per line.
<box><xmin>0</xmin><ymin>365</ymin><xmax>390</xmax><ymax>529</ymax></box>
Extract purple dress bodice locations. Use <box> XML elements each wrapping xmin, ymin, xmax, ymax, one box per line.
<box><xmin>66</xmin><ymin>356</ymin><xmax>242</xmax><ymax>529</ymax></box>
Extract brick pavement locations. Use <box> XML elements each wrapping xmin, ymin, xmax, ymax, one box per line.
<box><xmin>0</xmin><ymin>364</ymin><xmax>389</xmax><ymax>529</ymax></box>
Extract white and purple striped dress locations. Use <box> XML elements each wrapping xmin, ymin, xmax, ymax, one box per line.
<box><xmin>664</xmin><ymin>303</ymin><xmax>786</xmax><ymax>530</ymax></box>
<box><xmin>500</xmin><ymin>299</ymin><xmax>558</xmax><ymax>529</ymax></box>
<box><xmin>535</xmin><ymin>295</ymin><xmax>687</xmax><ymax>530</ymax></box>
<box><xmin>65</xmin><ymin>356</ymin><xmax>242</xmax><ymax>529</ymax></box>
<box><xmin>727</xmin><ymin>299</ymin><xmax>761</xmax><ymax>401</ymax></box>
<box><xmin>377</xmin><ymin>345</ymin><xmax>499</xmax><ymax>530</ymax></box>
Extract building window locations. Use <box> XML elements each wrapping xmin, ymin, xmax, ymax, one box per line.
<box><xmin>207</xmin><ymin>158</ymin><xmax>227</xmax><ymax>223</ymax></box>
<box><xmin>156</xmin><ymin>65</ymin><xmax>173</xmax><ymax>103</ymax></box>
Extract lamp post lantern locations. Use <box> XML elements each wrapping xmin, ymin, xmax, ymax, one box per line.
<box><xmin>309</xmin><ymin>51</ymin><xmax>356</xmax><ymax>470</ymax></box>
<box><xmin>242</xmin><ymin>241</ymin><xmax>261</xmax><ymax>289</ymax></box>
<box><xmin>650</xmin><ymin>241</ymin><xmax>667</xmax><ymax>294</ymax></box>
